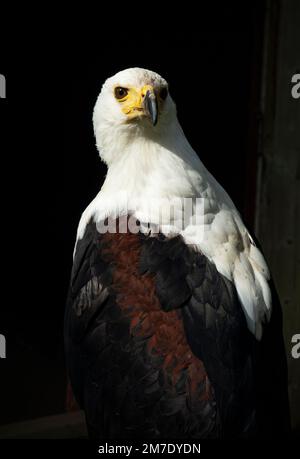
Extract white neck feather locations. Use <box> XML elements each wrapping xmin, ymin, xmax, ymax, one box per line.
<box><xmin>101</xmin><ymin>120</ymin><xmax>202</xmax><ymax>198</ymax></box>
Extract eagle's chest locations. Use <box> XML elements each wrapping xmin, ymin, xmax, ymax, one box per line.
<box><xmin>79</xmin><ymin>228</ymin><xmax>216</xmax><ymax>437</ymax></box>
<box><xmin>99</xmin><ymin>228</ymin><xmax>210</xmax><ymax>396</ymax></box>
<box><xmin>67</xmin><ymin>219</ymin><xmax>260</xmax><ymax>438</ymax></box>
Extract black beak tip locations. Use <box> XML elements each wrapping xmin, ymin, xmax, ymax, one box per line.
<box><xmin>145</xmin><ymin>90</ymin><xmax>158</xmax><ymax>126</ymax></box>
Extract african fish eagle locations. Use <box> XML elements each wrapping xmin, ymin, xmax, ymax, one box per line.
<box><xmin>65</xmin><ymin>68</ymin><xmax>290</xmax><ymax>438</ymax></box>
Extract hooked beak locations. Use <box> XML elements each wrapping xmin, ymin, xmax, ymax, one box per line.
<box><xmin>144</xmin><ymin>89</ymin><xmax>158</xmax><ymax>126</ymax></box>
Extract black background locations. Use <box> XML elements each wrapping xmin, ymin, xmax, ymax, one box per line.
<box><xmin>0</xmin><ymin>3</ymin><xmax>265</xmax><ymax>424</ymax></box>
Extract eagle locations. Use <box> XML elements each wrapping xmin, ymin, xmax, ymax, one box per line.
<box><xmin>65</xmin><ymin>68</ymin><xmax>290</xmax><ymax>439</ymax></box>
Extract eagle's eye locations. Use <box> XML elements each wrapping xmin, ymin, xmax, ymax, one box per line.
<box><xmin>159</xmin><ymin>87</ymin><xmax>168</xmax><ymax>100</ymax></box>
<box><xmin>114</xmin><ymin>87</ymin><xmax>128</xmax><ymax>100</ymax></box>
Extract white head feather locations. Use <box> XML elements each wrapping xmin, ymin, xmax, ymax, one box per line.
<box><xmin>77</xmin><ymin>67</ymin><xmax>272</xmax><ymax>340</ymax></box>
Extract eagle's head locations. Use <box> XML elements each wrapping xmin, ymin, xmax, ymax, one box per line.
<box><xmin>93</xmin><ymin>68</ymin><xmax>178</xmax><ymax>165</ymax></box>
